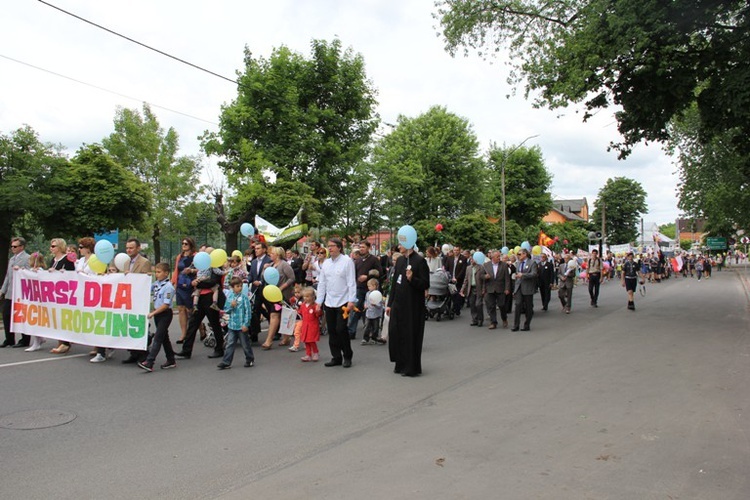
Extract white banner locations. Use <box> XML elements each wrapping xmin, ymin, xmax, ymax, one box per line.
<box><xmin>12</xmin><ymin>269</ymin><xmax>151</xmax><ymax>350</ymax></box>
<box><xmin>609</xmin><ymin>243</ymin><xmax>632</xmax><ymax>255</ymax></box>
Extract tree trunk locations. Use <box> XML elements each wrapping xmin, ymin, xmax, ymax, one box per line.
<box><xmin>214</xmin><ymin>192</ymin><xmax>263</xmax><ymax>255</ymax></box>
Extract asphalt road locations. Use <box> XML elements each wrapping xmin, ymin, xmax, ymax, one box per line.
<box><xmin>2</xmin><ymin>269</ymin><xmax>749</xmax><ymax>499</ymax></box>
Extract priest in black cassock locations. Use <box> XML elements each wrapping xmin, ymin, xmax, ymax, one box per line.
<box><xmin>386</xmin><ymin>244</ymin><xmax>430</xmax><ymax>377</ymax></box>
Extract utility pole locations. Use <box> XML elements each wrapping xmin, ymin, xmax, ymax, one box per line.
<box><xmin>600</xmin><ymin>201</ymin><xmax>605</xmax><ymax>256</ymax></box>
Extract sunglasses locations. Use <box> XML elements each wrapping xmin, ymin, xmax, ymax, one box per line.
<box><xmin>182</xmin><ymin>242</ymin><xmax>189</xmax><ymax>245</ymax></box>
<box><xmin>318</xmin><ymin>252</ymin><xmax>326</xmax><ymax>255</ymax></box>
<box><xmin>10</xmin><ymin>245</ymin><xmax>20</xmax><ymax>248</ymax></box>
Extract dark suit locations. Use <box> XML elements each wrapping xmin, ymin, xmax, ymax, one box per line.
<box><xmin>248</xmin><ymin>254</ymin><xmax>272</xmax><ymax>340</ymax></box>
<box><xmin>513</xmin><ymin>258</ymin><xmax>537</xmax><ymax>330</ymax></box>
<box><xmin>537</xmin><ymin>259</ymin><xmax>555</xmax><ymax>311</ymax></box>
<box><xmin>482</xmin><ymin>260</ymin><xmax>511</xmax><ymax>326</ymax></box>
<box><xmin>444</xmin><ymin>254</ymin><xmax>467</xmax><ymax>315</ymax></box>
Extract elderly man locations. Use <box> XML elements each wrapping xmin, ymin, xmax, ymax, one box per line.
<box><xmin>1</xmin><ymin>237</ymin><xmax>30</xmax><ymax>348</ymax></box>
<box><xmin>537</xmin><ymin>252</ymin><xmax>555</xmax><ymax>311</ymax></box>
<box><xmin>482</xmin><ymin>250</ymin><xmax>511</xmax><ymax>329</ymax></box>
<box><xmin>316</xmin><ymin>238</ymin><xmax>357</xmax><ymax>368</ymax></box>
<box><xmin>122</xmin><ymin>238</ymin><xmax>152</xmax><ymax>363</ymax></box>
<box><xmin>443</xmin><ymin>245</ymin><xmax>467</xmax><ymax>316</ymax></box>
<box><xmin>511</xmin><ymin>248</ymin><xmax>538</xmax><ymax>331</ymax></box>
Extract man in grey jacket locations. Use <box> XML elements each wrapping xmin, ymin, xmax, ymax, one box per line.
<box><xmin>1</xmin><ymin>237</ymin><xmax>30</xmax><ymax>347</ymax></box>
<box><xmin>511</xmin><ymin>248</ymin><xmax>538</xmax><ymax>331</ymax></box>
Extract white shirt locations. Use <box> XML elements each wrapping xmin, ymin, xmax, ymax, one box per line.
<box><xmin>316</xmin><ymin>253</ymin><xmax>357</xmax><ymax>307</ymax></box>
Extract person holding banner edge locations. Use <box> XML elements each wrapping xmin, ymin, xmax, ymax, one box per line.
<box><xmin>1</xmin><ymin>237</ymin><xmax>30</xmax><ymax>348</ymax></box>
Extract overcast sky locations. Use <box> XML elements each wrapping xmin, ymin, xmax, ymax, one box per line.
<box><xmin>2</xmin><ymin>0</ymin><xmax>680</xmax><ymax>225</ymax></box>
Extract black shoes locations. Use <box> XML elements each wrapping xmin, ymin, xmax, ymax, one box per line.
<box><xmin>342</xmin><ymin>358</ymin><xmax>352</xmax><ymax>368</ymax></box>
<box><xmin>137</xmin><ymin>361</ymin><xmax>154</xmax><ymax>372</ymax></box>
<box><xmin>520</xmin><ymin>327</ymin><xmax>530</xmax><ymax>331</ymax></box>
<box><xmin>0</xmin><ymin>340</ymin><xmax>11</xmax><ymax>348</ymax></box>
<box><xmin>470</xmin><ymin>322</ymin><xmax>478</xmax><ymax>326</ymax></box>
<box><xmin>217</xmin><ymin>362</ymin><xmax>230</xmax><ymax>370</ymax></box>
<box><xmin>207</xmin><ymin>351</ymin><xmax>224</xmax><ymax>359</ymax></box>
<box><xmin>12</xmin><ymin>342</ymin><xmax>29</xmax><ymax>348</ymax></box>
<box><xmin>324</xmin><ymin>359</ymin><xmax>342</xmax><ymax>367</ymax></box>
<box><xmin>244</xmin><ymin>360</ymin><xmax>254</xmax><ymax>367</ymax></box>
<box><xmin>511</xmin><ymin>327</ymin><xmax>520</xmax><ymax>332</ymax></box>
<box><xmin>174</xmin><ymin>351</ymin><xmax>191</xmax><ymax>359</ymax></box>
<box><xmin>160</xmin><ymin>361</ymin><xmax>177</xmax><ymax>370</ymax></box>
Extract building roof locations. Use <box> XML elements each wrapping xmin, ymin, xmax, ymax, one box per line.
<box><xmin>553</xmin><ymin>198</ymin><xmax>588</xmax><ymax>215</ymax></box>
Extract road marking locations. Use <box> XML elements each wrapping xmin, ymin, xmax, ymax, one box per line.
<box><xmin>0</xmin><ymin>354</ymin><xmax>88</xmax><ymax>368</ymax></box>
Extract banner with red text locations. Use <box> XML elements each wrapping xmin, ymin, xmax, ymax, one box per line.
<box><xmin>12</xmin><ymin>269</ymin><xmax>151</xmax><ymax>350</ymax></box>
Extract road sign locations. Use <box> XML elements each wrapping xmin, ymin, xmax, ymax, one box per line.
<box><xmin>706</xmin><ymin>237</ymin><xmax>727</xmax><ymax>250</ymax></box>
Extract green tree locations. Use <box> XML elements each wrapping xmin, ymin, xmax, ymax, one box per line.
<box><xmin>202</xmin><ymin>38</ymin><xmax>378</xmax><ymax>222</ymax></box>
<box><xmin>39</xmin><ymin>144</ymin><xmax>151</xmax><ymax>238</ymax></box>
<box><xmin>436</xmin><ymin>0</ymin><xmax>749</xmax><ymax>158</ymax></box>
<box><xmin>542</xmin><ymin>221</ymin><xmax>591</xmax><ymax>252</ymax></box>
<box><xmin>486</xmin><ymin>145</ymin><xmax>552</xmax><ymax>228</ymax></box>
<box><xmin>0</xmin><ymin>126</ymin><xmax>66</xmax><ymax>282</ymax></box>
<box><xmin>441</xmin><ymin>213</ymin><xmax>502</xmax><ymax>250</ymax></box>
<box><xmin>668</xmin><ymin>103</ymin><xmax>750</xmax><ymax>232</ymax></box>
<box><xmin>592</xmin><ymin>177</ymin><xmax>648</xmax><ymax>244</ymax></box>
<box><xmin>103</xmin><ymin>104</ymin><xmax>201</xmax><ymax>262</ymax></box>
<box><xmin>372</xmin><ymin>106</ymin><xmax>487</xmax><ymax>224</ymax></box>
<box><xmin>659</xmin><ymin>223</ymin><xmax>676</xmax><ymax>240</ymax></box>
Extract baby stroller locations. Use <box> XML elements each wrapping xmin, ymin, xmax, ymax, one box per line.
<box><xmin>425</xmin><ymin>270</ymin><xmax>454</xmax><ymax>321</ymax></box>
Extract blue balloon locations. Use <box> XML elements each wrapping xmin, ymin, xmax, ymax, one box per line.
<box><xmin>521</xmin><ymin>241</ymin><xmax>532</xmax><ymax>251</ymax></box>
<box><xmin>240</xmin><ymin>223</ymin><xmax>255</xmax><ymax>237</ymax></box>
<box><xmin>500</xmin><ymin>246</ymin><xmax>509</xmax><ymax>255</ymax></box>
<box><xmin>472</xmin><ymin>251</ymin><xmax>486</xmax><ymax>265</ymax></box>
<box><xmin>263</xmin><ymin>266</ymin><xmax>280</xmax><ymax>286</ymax></box>
<box><xmin>193</xmin><ymin>251</ymin><xmax>211</xmax><ymax>271</ymax></box>
<box><xmin>94</xmin><ymin>240</ymin><xmax>115</xmax><ymax>264</ymax></box>
<box><xmin>397</xmin><ymin>225</ymin><xmax>417</xmax><ymax>250</ymax></box>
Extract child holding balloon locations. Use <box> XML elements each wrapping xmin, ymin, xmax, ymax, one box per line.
<box><xmin>362</xmin><ymin>278</ymin><xmax>385</xmax><ymax>345</ymax></box>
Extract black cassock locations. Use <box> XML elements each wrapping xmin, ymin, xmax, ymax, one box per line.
<box><xmin>387</xmin><ymin>251</ymin><xmax>430</xmax><ymax>376</ymax></box>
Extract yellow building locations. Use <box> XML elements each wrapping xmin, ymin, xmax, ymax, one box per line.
<box><xmin>542</xmin><ymin>198</ymin><xmax>589</xmax><ymax>223</ymax></box>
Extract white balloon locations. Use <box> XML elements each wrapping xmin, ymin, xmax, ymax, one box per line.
<box><xmin>114</xmin><ymin>252</ymin><xmax>130</xmax><ymax>272</ymax></box>
<box><xmin>368</xmin><ymin>290</ymin><xmax>383</xmax><ymax>305</ymax></box>
<box><xmin>441</xmin><ymin>244</ymin><xmax>452</xmax><ymax>254</ymax></box>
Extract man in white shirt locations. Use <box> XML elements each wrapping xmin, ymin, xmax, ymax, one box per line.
<box><xmin>316</xmin><ymin>238</ymin><xmax>357</xmax><ymax>367</ymax></box>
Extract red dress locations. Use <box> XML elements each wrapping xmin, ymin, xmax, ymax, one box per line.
<box><xmin>298</xmin><ymin>303</ymin><xmax>323</xmax><ymax>343</ymax></box>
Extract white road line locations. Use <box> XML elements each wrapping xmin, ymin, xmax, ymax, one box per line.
<box><xmin>0</xmin><ymin>354</ymin><xmax>89</xmax><ymax>368</ymax></box>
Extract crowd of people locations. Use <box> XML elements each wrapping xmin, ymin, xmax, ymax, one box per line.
<box><xmin>1</xmin><ymin>233</ymin><xmax>743</xmax><ymax>377</ymax></box>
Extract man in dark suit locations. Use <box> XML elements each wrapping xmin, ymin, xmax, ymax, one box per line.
<box><xmin>443</xmin><ymin>246</ymin><xmax>467</xmax><ymax>316</ymax></box>
<box><xmin>482</xmin><ymin>250</ymin><xmax>511</xmax><ymax>329</ymax></box>
<box><xmin>512</xmin><ymin>248</ymin><xmax>538</xmax><ymax>331</ymax></box>
<box><xmin>537</xmin><ymin>252</ymin><xmax>555</xmax><ymax>311</ymax></box>
<box><xmin>248</xmin><ymin>241</ymin><xmax>272</xmax><ymax>343</ymax></box>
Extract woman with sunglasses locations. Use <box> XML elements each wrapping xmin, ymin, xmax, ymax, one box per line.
<box><xmin>172</xmin><ymin>237</ymin><xmax>196</xmax><ymax>344</ymax></box>
<box><xmin>49</xmin><ymin>238</ymin><xmax>76</xmax><ymax>354</ymax></box>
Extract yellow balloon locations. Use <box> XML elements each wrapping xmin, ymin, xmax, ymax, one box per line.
<box><xmin>263</xmin><ymin>284</ymin><xmax>283</xmax><ymax>303</ymax></box>
<box><xmin>231</xmin><ymin>250</ymin><xmax>243</xmax><ymax>259</ymax></box>
<box><xmin>513</xmin><ymin>246</ymin><xmax>521</xmax><ymax>255</ymax></box>
<box><xmin>210</xmin><ymin>248</ymin><xmax>228</xmax><ymax>268</ymax></box>
<box><xmin>88</xmin><ymin>254</ymin><xmax>107</xmax><ymax>274</ymax></box>
<box><xmin>532</xmin><ymin>245</ymin><xmax>542</xmax><ymax>255</ymax></box>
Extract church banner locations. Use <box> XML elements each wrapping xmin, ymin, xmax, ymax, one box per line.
<box><xmin>12</xmin><ymin>269</ymin><xmax>151</xmax><ymax>350</ymax></box>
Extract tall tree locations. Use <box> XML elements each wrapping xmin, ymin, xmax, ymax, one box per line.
<box><xmin>202</xmin><ymin>38</ymin><xmax>379</xmax><ymax>223</ymax></box>
<box><xmin>592</xmin><ymin>177</ymin><xmax>647</xmax><ymax>244</ymax></box>
<box><xmin>39</xmin><ymin>144</ymin><xmax>151</xmax><ymax>238</ymax></box>
<box><xmin>668</xmin><ymin>103</ymin><xmax>750</xmax><ymax>234</ymax></box>
<box><xmin>372</xmin><ymin>106</ymin><xmax>487</xmax><ymax>224</ymax></box>
<box><xmin>0</xmin><ymin>126</ymin><xmax>66</xmax><ymax>283</ymax></box>
<box><xmin>436</xmin><ymin>0</ymin><xmax>749</xmax><ymax>158</ymax></box>
<box><xmin>103</xmin><ymin>104</ymin><xmax>201</xmax><ymax>262</ymax></box>
<box><xmin>486</xmin><ymin>145</ymin><xmax>552</xmax><ymax>228</ymax></box>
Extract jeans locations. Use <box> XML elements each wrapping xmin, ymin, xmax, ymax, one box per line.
<box><xmin>347</xmin><ymin>288</ymin><xmax>367</xmax><ymax>337</ymax></box>
<box><xmin>222</xmin><ymin>328</ymin><xmax>255</xmax><ymax>366</ymax></box>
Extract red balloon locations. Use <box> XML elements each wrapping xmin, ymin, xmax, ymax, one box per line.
<box><xmin>435</xmin><ymin>223</ymin><xmax>443</xmax><ymax>232</ymax></box>
<box><xmin>563</xmin><ymin>239</ymin><xmax>568</xmax><ymax>245</ymax></box>
<box><xmin>554</xmin><ymin>236</ymin><xmax>559</xmax><ymax>242</ymax></box>
<box><xmin>66</xmin><ymin>252</ymin><xmax>77</xmax><ymax>263</ymax></box>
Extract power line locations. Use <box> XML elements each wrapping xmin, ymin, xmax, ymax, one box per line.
<box><xmin>0</xmin><ymin>53</ymin><xmax>219</xmax><ymax>125</ymax></box>
<box><xmin>37</xmin><ymin>0</ymin><xmax>239</xmax><ymax>86</ymax></box>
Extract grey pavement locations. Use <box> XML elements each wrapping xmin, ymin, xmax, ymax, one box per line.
<box><xmin>1</xmin><ymin>270</ymin><xmax>749</xmax><ymax>499</ymax></box>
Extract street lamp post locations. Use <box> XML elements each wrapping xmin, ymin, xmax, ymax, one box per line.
<box><xmin>501</xmin><ymin>134</ymin><xmax>539</xmax><ymax>248</ymax></box>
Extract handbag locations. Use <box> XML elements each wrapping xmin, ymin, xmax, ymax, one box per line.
<box><xmin>380</xmin><ymin>312</ymin><xmax>390</xmax><ymax>341</ymax></box>
<box><xmin>278</xmin><ymin>306</ymin><xmax>297</xmax><ymax>335</ymax></box>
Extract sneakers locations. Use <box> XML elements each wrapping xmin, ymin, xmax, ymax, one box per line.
<box><xmin>160</xmin><ymin>361</ymin><xmax>177</xmax><ymax>370</ymax></box>
<box><xmin>375</xmin><ymin>338</ymin><xmax>387</xmax><ymax>345</ymax></box>
<box><xmin>360</xmin><ymin>339</ymin><xmax>369</xmax><ymax>345</ymax></box>
<box><xmin>90</xmin><ymin>353</ymin><xmax>106</xmax><ymax>363</ymax></box>
<box><xmin>367</xmin><ymin>339</ymin><xmax>377</xmax><ymax>345</ymax></box>
<box><xmin>288</xmin><ymin>345</ymin><xmax>299</xmax><ymax>352</ymax></box>
<box><xmin>25</xmin><ymin>343</ymin><xmax>43</xmax><ymax>352</ymax></box>
<box><xmin>244</xmin><ymin>360</ymin><xmax>254</xmax><ymax>367</ymax></box>
<box><xmin>217</xmin><ymin>362</ymin><xmax>231</xmax><ymax>370</ymax></box>
<box><xmin>137</xmin><ymin>361</ymin><xmax>154</xmax><ymax>372</ymax></box>
<box><xmin>311</xmin><ymin>353</ymin><xmax>319</xmax><ymax>362</ymax></box>
<box><xmin>301</xmin><ymin>355</ymin><xmax>312</xmax><ymax>362</ymax></box>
